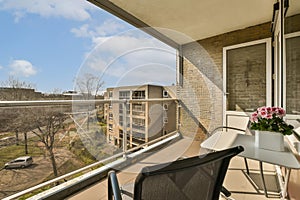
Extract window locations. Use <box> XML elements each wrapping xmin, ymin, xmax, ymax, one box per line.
<box><xmin>119</xmin><ymin>116</ymin><xmax>123</xmax><ymax>126</ymax></box>
<box><xmin>163</xmin><ymin>90</ymin><xmax>168</xmax><ymax>98</ymax></box>
<box><xmin>109</xmin><ymin>91</ymin><xmax>113</xmax><ymax>98</ymax></box>
<box><xmin>132</xmin><ymin>90</ymin><xmax>145</xmax><ymax>99</ymax></box>
<box><xmin>133</xmin><ymin>118</ymin><xmax>145</xmax><ymax>126</ymax></box>
<box><xmin>224</xmin><ymin>39</ymin><xmax>271</xmax><ymax>112</ymax></box>
<box><xmin>119</xmin><ymin>91</ymin><xmax>130</xmax><ymax>99</ymax></box>
<box><xmin>119</xmin><ymin>103</ymin><xmax>123</xmax><ymax>114</ymax></box>
<box><xmin>163</xmin><ymin>117</ymin><xmax>168</xmax><ymax>124</ymax></box>
<box><xmin>109</xmin><ymin>124</ymin><xmax>113</xmax><ymax>132</ymax></box>
<box><xmin>163</xmin><ymin>103</ymin><xmax>168</xmax><ymax>110</ymax></box>
<box><xmin>285</xmin><ymin>34</ymin><xmax>300</xmax><ymax>114</ymax></box>
<box><xmin>109</xmin><ymin>113</ymin><xmax>113</xmax><ymax>120</ymax></box>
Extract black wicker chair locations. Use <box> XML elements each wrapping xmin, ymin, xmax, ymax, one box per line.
<box><xmin>108</xmin><ymin>146</ymin><xmax>244</xmax><ymax>200</ymax></box>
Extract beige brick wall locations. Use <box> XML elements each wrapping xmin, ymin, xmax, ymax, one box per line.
<box><xmin>179</xmin><ymin>14</ymin><xmax>300</xmax><ymax>141</ymax></box>
<box><xmin>180</xmin><ymin>21</ymin><xmax>271</xmax><ymax>140</ymax></box>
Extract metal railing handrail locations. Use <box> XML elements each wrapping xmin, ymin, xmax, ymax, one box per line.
<box><xmin>0</xmin><ymin>98</ymin><xmax>178</xmax><ymax>107</ymax></box>
<box><xmin>3</xmin><ymin>131</ymin><xmax>180</xmax><ymax>200</ymax></box>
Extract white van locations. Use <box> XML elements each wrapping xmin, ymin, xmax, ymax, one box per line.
<box><xmin>4</xmin><ymin>156</ymin><xmax>33</xmax><ymax>169</ymax></box>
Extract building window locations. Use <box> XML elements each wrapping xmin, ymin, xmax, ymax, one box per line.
<box><xmin>163</xmin><ymin>103</ymin><xmax>168</xmax><ymax>110</ymax></box>
<box><xmin>119</xmin><ymin>103</ymin><xmax>123</xmax><ymax>114</ymax></box>
<box><xmin>132</xmin><ymin>90</ymin><xmax>145</xmax><ymax>99</ymax></box>
<box><xmin>119</xmin><ymin>116</ymin><xmax>123</xmax><ymax>126</ymax></box>
<box><xmin>109</xmin><ymin>124</ymin><xmax>113</xmax><ymax>132</ymax></box>
<box><xmin>119</xmin><ymin>91</ymin><xmax>130</xmax><ymax>99</ymax></box>
<box><xmin>163</xmin><ymin>90</ymin><xmax>168</xmax><ymax>98</ymax></box>
<box><xmin>109</xmin><ymin>113</ymin><xmax>113</xmax><ymax>120</ymax></box>
<box><xmin>163</xmin><ymin>117</ymin><xmax>168</xmax><ymax>124</ymax></box>
<box><xmin>109</xmin><ymin>91</ymin><xmax>113</xmax><ymax>98</ymax></box>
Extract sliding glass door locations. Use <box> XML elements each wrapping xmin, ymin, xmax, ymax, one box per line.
<box><xmin>223</xmin><ymin>39</ymin><xmax>272</xmax><ymax>129</ymax></box>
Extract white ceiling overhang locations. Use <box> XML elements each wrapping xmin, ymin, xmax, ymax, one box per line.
<box><xmin>88</xmin><ymin>0</ymin><xmax>300</xmax><ymax>48</ymax></box>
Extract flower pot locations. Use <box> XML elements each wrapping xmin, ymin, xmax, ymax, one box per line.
<box><xmin>255</xmin><ymin>130</ymin><xmax>284</xmax><ymax>151</ymax></box>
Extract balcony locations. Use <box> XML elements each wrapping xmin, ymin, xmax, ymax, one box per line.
<box><xmin>1</xmin><ymin>1</ymin><xmax>300</xmax><ymax>199</ymax></box>
<box><xmin>131</xmin><ymin>110</ymin><xmax>145</xmax><ymax>117</ymax></box>
<box><xmin>1</xmin><ymin>99</ymin><xmax>300</xmax><ymax>200</ymax></box>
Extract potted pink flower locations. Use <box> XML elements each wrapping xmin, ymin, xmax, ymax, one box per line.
<box><xmin>250</xmin><ymin>106</ymin><xmax>294</xmax><ymax>151</ymax></box>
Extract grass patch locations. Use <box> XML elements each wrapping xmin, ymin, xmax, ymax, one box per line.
<box><xmin>18</xmin><ymin>185</ymin><xmax>52</xmax><ymax>200</ymax></box>
<box><xmin>67</xmin><ymin>137</ymin><xmax>97</xmax><ymax>165</ymax></box>
<box><xmin>0</xmin><ymin>139</ymin><xmax>44</xmax><ymax>167</ymax></box>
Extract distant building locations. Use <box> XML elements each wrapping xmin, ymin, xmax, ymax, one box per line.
<box><xmin>0</xmin><ymin>87</ymin><xmax>43</xmax><ymax>101</ymax></box>
<box><xmin>0</xmin><ymin>87</ymin><xmax>75</xmax><ymax>101</ymax></box>
<box><xmin>104</xmin><ymin>84</ymin><xmax>177</xmax><ymax>147</ymax></box>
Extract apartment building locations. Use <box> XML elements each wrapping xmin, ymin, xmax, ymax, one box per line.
<box><xmin>104</xmin><ymin>84</ymin><xmax>177</xmax><ymax>147</ymax></box>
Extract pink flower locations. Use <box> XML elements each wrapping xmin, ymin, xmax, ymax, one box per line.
<box><xmin>259</xmin><ymin>110</ymin><xmax>268</xmax><ymax>119</ymax></box>
<box><xmin>266</xmin><ymin>107</ymin><xmax>272</xmax><ymax>113</ymax></box>
<box><xmin>266</xmin><ymin>114</ymin><xmax>273</xmax><ymax>119</ymax></box>
<box><xmin>278</xmin><ymin>108</ymin><xmax>286</xmax><ymax>118</ymax></box>
<box><xmin>250</xmin><ymin>112</ymin><xmax>258</xmax><ymax>122</ymax></box>
<box><xmin>252</xmin><ymin>106</ymin><xmax>287</xmax><ymax>120</ymax></box>
<box><xmin>257</xmin><ymin>107</ymin><xmax>266</xmax><ymax>112</ymax></box>
<box><xmin>250</xmin><ymin>106</ymin><xmax>293</xmax><ymax>135</ymax></box>
<box><xmin>271</xmin><ymin>107</ymin><xmax>277</xmax><ymax>112</ymax></box>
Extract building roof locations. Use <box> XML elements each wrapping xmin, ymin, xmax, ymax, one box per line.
<box><xmin>106</xmin><ymin>84</ymin><xmax>171</xmax><ymax>91</ymax></box>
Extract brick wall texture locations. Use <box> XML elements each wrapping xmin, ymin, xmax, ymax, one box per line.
<box><xmin>179</xmin><ymin>14</ymin><xmax>300</xmax><ymax>142</ymax></box>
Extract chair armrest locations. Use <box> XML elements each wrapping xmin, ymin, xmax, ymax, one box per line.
<box><xmin>108</xmin><ymin>171</ymin><xmax>122</xmax><ymax>200</ymax></box>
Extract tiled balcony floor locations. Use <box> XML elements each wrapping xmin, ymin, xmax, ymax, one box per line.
<box><xmin>67</xmin><ymin>139</ymin><xmax>282</xmax><ymax>200</ymax></box>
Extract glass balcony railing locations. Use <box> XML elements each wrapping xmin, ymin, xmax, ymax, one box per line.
<box><xmin>0</xmin><ymin>97</ymin><xmax>178</xmax><ymax>199</ymax></box>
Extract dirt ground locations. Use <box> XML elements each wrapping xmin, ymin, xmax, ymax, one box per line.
<box><xmin>0</xmin><ymin>148</ymin><xmax>83</xmax><ymax>199</ymax></box>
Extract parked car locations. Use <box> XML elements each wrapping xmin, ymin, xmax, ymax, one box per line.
<box><xmin>4</xmin><ymin>156</ymin><xmax>33</xmax><ymax>169</ymax></box>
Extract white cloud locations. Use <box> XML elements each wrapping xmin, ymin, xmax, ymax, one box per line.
<box><xmin>94</xmin><ymin>19</ymin><xmax>125</xmax><ymax>36</ymax></box>
<box><xmin>0</xmin><ymin>65</ymin><xmax>3</xmax><ymax>70</ymax></box>
<box><xmin>9</xmin><ymin>59</ymin><xmax>37</xmax><ymax>77</ymax></box>
<box><xmin>0</xmin><ymin>0</ymin><xmax>95</xmax><ymax>22</ymax></box>
<box><xmin>84</xmin><ymin>34</ymin><xmax>175</xmax><ymax>73</ymax></box>
<box><xmin>76</xmin><ymin>33</ymin><xmax>176</xmax><ymax>88</ymax></box>
<box><xmin>74</xmin><ymin>27</ymin><xmax>177</xmax><ymax>88</ymax></box>
<box><xmin>116</xmin><ymin>64</ymin><xmax>176</xmax><ymax>87</ymax></box>
<box><xmin>71</xmin><ymin>24</ymin><xmax>94</xmax><ymax>38</ymax></box>
<box><xmin>71</xmin><ymin>19</ymin><xmax>126</xmax><ymax>42</ymax></box>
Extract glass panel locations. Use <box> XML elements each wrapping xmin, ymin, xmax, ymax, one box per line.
<box><xmin>286</xmin><ymin>36</ymin><xmax>300</xmax><ymax>114</ymax></box>
<box><xmin>226</xmin><ymin>43</ymin><xmax>266</xmax><ymax>111</ymax></box>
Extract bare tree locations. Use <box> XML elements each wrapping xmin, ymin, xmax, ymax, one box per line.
<box><xmin>31</xmin><ymin>111</ymin><xmax>67</xmax><ymax>177</ymax></box>
<box><xmin>75</xmin><ymin>73</ymin><xmax>104</xmax><ymax>130</ymax></box>
<box><xmin>50</xmin><ymin>88</ymin><xmax>62</xmax><ymax>95</ymax></box>
<box><xmin>0</xmin><ymin>76</ymin><xmax>36</xmax><ymax>100</ymax></box>
<box><xmin>15</xmin><ymin>110</ymin><xmax>35</xmax><ymax>154</ymax></box>
<box><xmin>0</xmin><ymin>77</ymin><xmax>36</xmax><ymax>150</ymax></box>
<box><xmin>75</xmin><ymin>73</ymin><xmax>104</xmax><ymax>98</ymax></box>
<box><xmin>1</xmin><ymin>76</ymin><xmax>35</xmax><ymax>89</ymax></box>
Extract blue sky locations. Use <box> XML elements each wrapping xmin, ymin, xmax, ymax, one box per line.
<box><xmin>0</xmin><ymin>0</ymin><xmax>176</xmax><ymax>93</ymax></box>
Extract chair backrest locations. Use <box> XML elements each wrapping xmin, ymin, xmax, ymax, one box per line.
<box><xmin>133</xmin><ymin>146</ymin><xmax>244</xmax><ymax>200</ymax></box>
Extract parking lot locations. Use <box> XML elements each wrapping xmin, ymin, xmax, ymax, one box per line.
<box><xmin>0</xmin><ymin>148</ymin><xmax>82</xmax><ymax>199</ymax></box>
